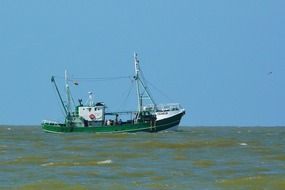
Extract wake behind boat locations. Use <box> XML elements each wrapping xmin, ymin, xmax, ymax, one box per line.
<box><xmin>42</xmin><ymin>53</ymin><xmax>185</xmax><ymax>133</ymax></box>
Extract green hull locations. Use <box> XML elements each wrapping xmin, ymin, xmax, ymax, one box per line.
<box><xmin>42</xmin><ymin>112</ymin><xmax>184</xmax><ymax>133</ymax></box>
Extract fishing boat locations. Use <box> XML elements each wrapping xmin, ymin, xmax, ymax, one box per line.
<box><xmin>41</xmin><ymin>53</ymin><xmax>185</xmax><ymax>133</ymax></box>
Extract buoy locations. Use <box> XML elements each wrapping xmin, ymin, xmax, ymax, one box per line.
<box><xmin>89</xmin><ymin>114</ymin><xmax>96</xmax><ymax>120</ymax></box>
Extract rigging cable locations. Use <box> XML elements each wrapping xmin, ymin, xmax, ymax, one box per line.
<box><xmin>144</xmin><ymin>78</ymin><xmax>174</xmax><ymax>102</ymax></box>
<box><xmin>115</xmin><ymin>79</ymin><xmax>135</xmax><ymax>111</ymax></box>
<box><xmin>54</xmin><ymin>75</ymin><xmax>133</xmax><ymax>82</ymax></box>
<box><xmin>139</xmin><ymin>68</ymin><xmax>157</xmax><ymax>103</ymax></box>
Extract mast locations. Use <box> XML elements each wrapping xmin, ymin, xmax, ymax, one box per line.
<box><xmin>65</xmin><ymin>70</ymin><xmax>72</xmax><ymax>118</ymax></box>
<box><xmin>134</xmin><ymin>53</ymin><xmax>142</xmax><ymax>113</ymax></box>
<box><xmin>133</xmin><ymin>53</ymin><xmax>156</xmax><ymax>113</ymax></box>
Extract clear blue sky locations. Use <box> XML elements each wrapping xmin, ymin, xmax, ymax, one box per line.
<box><xmin>0</xmin><ymin>0</ymin><xmax>284</xmax><ymax>126</ymax></box>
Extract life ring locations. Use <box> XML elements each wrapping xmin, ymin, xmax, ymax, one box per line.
<box><xmin>89</xmin><ymin>114</ymin><xmax>96</xmax><ymax>120</ymax></box>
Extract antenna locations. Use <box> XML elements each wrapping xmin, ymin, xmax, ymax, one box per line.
<box><xmin>87</xmin><ymin>91</ymin><xmax>94</xmax><ymax>106</ymax></box>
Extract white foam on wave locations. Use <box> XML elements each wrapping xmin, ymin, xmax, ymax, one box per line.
<box><xmin>41</xmin><ymin>160</ymin><xmax>113</xmax><ymax>167</ymax></box>
<box><xmin>41</xmin><ymin>162</ymin><xmax>55</xmax><ymax>167</ymax></box>
<box><xmin>239</xmin><ymin>143</ymin><xmax>248</xmax><ymax>146</ymax></box>
<box><xmin>97</xmin><ymin>159</ymin><xmax>112</xmax><ymax>165</ymax></box>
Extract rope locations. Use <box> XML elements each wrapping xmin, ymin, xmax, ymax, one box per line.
<box><xmin>145</xmin><ymin>78</ymin><xmax>174</xmax><ymax>102</ymax></box>
<box><xmin>115</xmin><ymin>80</ymin><xmax>135</xmax><ymax>111</ymax></box>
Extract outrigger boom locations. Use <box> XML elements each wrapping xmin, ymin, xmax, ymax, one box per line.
<box><xmin>51</xmin><ymin>76</ymin><xmax>67</xmax><ymax>116</ymax></box>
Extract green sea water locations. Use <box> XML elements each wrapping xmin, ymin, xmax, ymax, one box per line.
<box><xmin>1</xmin><ymin>126</ymin><xmax>285</xmax><ymax>190</ymax></box>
